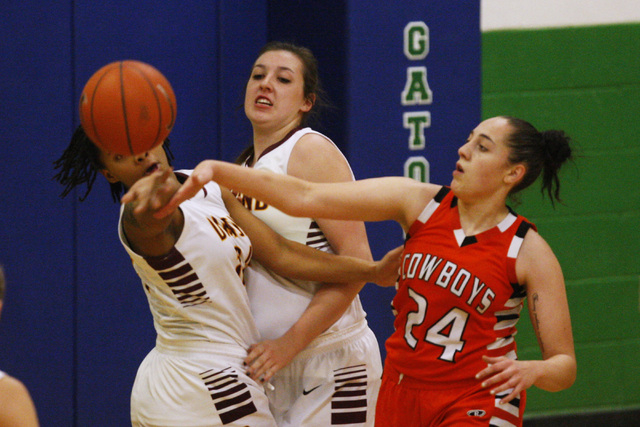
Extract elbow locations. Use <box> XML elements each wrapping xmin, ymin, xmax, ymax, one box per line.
<box><xmin>562</xmin><ymin>356</ymin><xmax>577</xmax><ymax>390</ymax></box>
<box><xmin>282</xmin><ymin>182</ymin><xmax>316</xmax><ymax>218</ymax></box>
<box><xmin>560</xmin><ymin>361</ymin><xmax>577</xmax><ymax>390</ymax></box>
<box><xmin>546</xmin><ymin>357</ymin><xmax>577</xmax><ymax>392</ymax></box>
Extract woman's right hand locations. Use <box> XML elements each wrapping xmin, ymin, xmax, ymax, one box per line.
<box><xmin>373</xmin><ymin>246</ymin><xmax>403</xmax><ymax>287</ymax></box>
<box><xmin>155</xmin><ymin>160</ymin><xmax>217</xmax><ymax>218</ymax></box>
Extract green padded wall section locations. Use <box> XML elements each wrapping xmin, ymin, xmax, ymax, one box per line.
<box><xmin>483</xmin><ymin>23</ymin><xmax>640</xmax><ymax>417</ymax></box>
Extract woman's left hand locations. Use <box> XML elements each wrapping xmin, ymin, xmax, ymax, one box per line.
<box><xmin>244</xmin><ymin>336</ymin><xmax>299</xmax><ymax>384</ymax></box>
<box><xmin>475</xmin><ymin>355</ymin><xmax>539</xmax><ymax>404</ymax></box>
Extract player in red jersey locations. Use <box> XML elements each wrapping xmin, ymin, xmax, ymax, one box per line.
<box><xmin>157</xmin><ymin>115</ymin><xmax>577</xmax><ymax>426</ymax></box>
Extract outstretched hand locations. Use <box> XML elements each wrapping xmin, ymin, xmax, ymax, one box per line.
<box><xmin>154</xmin><ymin>160</ymin><xmax>218</xmax><ymax>218</ymax></box>
<box><xmin>244</xmin><ymin>336</ymin><xmax>299</xmax><ymax>384</ymax></box>
<box><xmin>121</xmin><ymin>167</ymin><xmax>179</xmax><ymax>216</ymax></box>
<box><xmin>476</xmin><ymin>355</ymin><xmax>538</xmax><ymax>404</ymax></box>
<box><xmin>374</xmin><ymin>245</ymin><xmax>404</xmax><ymax>287</ymax></box>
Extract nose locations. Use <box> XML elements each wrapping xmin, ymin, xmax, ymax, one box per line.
<box><xmin>458</xmin><ymin>141</ymin><xmax>471</xmax><ymax>159</ymax></box>
<box><xmin>259</xmin><ymin>73</ymin><xmax>274</xmax><ymax>91</ymax></box>
<box><xmin>134</xmin><ymin>151</ymin><xmax>149</xmax><ymax>164</ymax></box>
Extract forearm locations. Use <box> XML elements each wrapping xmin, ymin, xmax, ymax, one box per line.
<box><xmin>214</xmin><ymin>161</ymin><xmax>311</xmax><ymax>217</ymax></box>
<box><xmin>275</xmin><ymin>217</ymin><xmax>371</xmax><ymax>359</ymax></box>
<box><xmin>210</xmin><ymin>160</ymin><xmax>407</xmax><ymax>223</ymax></box>
<box><xmin>279</xmin><ymin>281</ymin><xmax>363</xmax><ymax>355</ymax></box>
<box><xmin>533</xmin><ymin>354</ymin><xmax>577</xmax><ymax>392</ymax></box>
<box><xmin>265</xmin><ymin>237</ymin><xmax>378</xmax><ymax>284</ymax></box>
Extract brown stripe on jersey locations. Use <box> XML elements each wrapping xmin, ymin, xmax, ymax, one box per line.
<box><xmin>253</xmin><ymin>126</ymin><xmax>302</xmax><ymax>163</ymax></box>
<box><xmin>200</xmin><ymin>367</ymin><xmax>258</xmax><ymax>425</ymax></box>
<box><xmin>307</xmin><ymin>220</ymin><xmax>331</xmax><ymax>250</ymax></box>
<box><xmin>145</xmin><ymin>246</ymin><xmax>185</xmax><ymax>270</ymax></box>
<box><xmin>331</xmin><ymin>364</ymin><xmax>368</xmax><ymax>425</ymax></box>
<box><xmin>145</xmin><ymin>247</ymin><xmax>210</xmax><ymax>308</ymax></box>
<box><xmin>156</xmin><ymin>262</ymin><xmax>191</xmax><ymax>280</ymax></box>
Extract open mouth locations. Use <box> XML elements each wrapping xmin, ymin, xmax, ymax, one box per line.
<box><xmin>145</xmin><ymin>163</ymin><xmax>160</xmax><ymax>176</ymax></box>
<box><xmin>255</xmin><ymin>96</ymin><xmax>272</xmax><ymax>106</ymax></box>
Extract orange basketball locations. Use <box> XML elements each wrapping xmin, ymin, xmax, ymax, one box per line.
<box><xmin>79</xmin><ymin>60</ymin><xmax>177</xmax><ymax>156</ymax></box>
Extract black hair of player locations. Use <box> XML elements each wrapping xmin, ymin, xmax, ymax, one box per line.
<box><xmin>53</xmin><ymin>125</ymin><xmax>175</xmax><ymax>202</ymax></box>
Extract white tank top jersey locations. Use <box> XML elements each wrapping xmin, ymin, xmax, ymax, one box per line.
<box><xmin>240</xmin><ymin>127</ymin><xmax>367</xmax><ymax>341</ymax></box>
<box><xmin>118</xmin><ymin>171</ymin><xmax>260</xmax><ymax>354</ymax></box>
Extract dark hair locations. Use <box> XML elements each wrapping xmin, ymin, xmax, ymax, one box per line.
<box><xmin>236</xmin><ymin>41</ymin><xmax>330</xmax><ymax>164</ymax></box>
<box><xmin>503</xmin><ymin>116</ymin><xmax>573</xmax><ymax>206</ymax></box>
<box><xmin>53</xmin><ymin>125</ymin><xmax>174</xmax><ymax>202</ymax></box>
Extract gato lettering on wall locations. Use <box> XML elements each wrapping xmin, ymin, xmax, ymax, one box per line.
<box><xmin>402</xmin><ymin>21</ymin><xmax>432</xmax><ymax>183</ymax></box>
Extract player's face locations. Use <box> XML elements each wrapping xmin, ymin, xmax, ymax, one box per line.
<box><xmin>244</xmin><ymin>50</ymin><xmax>313</xmax><ymax>130</ymax></box>
<box><xmin>451</xmin><ymin>116</ymin><xmax>521</xmax><ymax>199</ymax></box>
<box><xmin>98</xmin><ymin>144</ymin><xmax>169</xmax><ymax>189</ymax></box>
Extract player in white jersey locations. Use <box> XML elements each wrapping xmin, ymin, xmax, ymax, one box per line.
<box><xmin>54</xmin><ymin>126</ymin><xmax>401</xmax><ymax>426</ymax></box>
<box><xmin>234</xmin><ymin>42</ymin><xmax>382</xmax><ymax>426</ymax></box>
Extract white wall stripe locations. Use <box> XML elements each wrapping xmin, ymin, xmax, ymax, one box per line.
<box><xmin>482</xmin><ymin>0</ymin><xmax>640</xmax><ymax>31</ymax></box>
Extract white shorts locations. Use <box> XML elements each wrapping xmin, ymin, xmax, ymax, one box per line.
<box><xmin>131</xmin><ymin>341</ymin><xmax>277</xmax><ymax>426</ymax></box>
<box><xmin>267</xmin><ymin>320</ymin><xmax>382</xmax><ymax>427</ymax></box>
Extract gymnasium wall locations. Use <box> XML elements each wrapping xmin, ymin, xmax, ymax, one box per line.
<box><xmin>0</xmin><ymin>1</ymin><xmax>480</xmax><ymax>425</ymax></box>
<box><xmin>482</xmin><ymin>21</ymin><xmax>640</xmax><ymax>419</ymax></box>
<box><xmin>0</xmin><ymin>3</ymin><xmax>269</xmax><ymax>426</ymax></box>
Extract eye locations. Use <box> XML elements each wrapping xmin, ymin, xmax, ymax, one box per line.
<box><xmin>113</xmin><ymin>154</ymin><xmax>124</xmax><ymax>161</ymax></box>
<box><xmin>251</xmin><ymin>72</ymin><xmax>264</xmax><ymax>80</ymax></box>
<box><xmin>478</xmin><ymin>143</ymin><xmax>488</xmax><ymax>152</ymax></box>
<box><xmin>278</xmin><ymin>77</ymin><xmax>291</xmax><ymax>84</ymax></box>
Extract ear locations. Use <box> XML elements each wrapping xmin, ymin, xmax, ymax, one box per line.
<box><xmin>504</xmin><ymin>164</ymin><xmax>526</xmax><ymax>186</ymax></box>
<box><xmin>301</xmin><ymin>93</ymin><xmax>315</xmax><ymax>113</ymax></box>
<box><xmin>100</xmin><ymin>168</ymin><xmax>119</xmax><ymax>184</ymax></box>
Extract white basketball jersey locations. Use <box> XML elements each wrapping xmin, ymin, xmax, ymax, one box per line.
<box><xmin>239</xmin><ymin>128</ymin><xmax>367</xmax><ymax>341</ymax></box>
<box><xmin>119</xmin><ymin>171</ymin><xmax>260</xmax><ymax>351</ymax></box>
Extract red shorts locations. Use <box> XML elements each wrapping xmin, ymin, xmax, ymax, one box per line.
<box><xmin>375</xmin><ymin>363</ymin><xmax>525</xmax><ymax>426</ymax></box>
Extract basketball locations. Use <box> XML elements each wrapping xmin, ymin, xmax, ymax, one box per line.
<box><xmin>79</xmin><ymin>60</ymin><xmax>177</xmax><ymax>156</ymax></box>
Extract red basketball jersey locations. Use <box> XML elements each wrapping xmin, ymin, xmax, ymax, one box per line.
<box><xmin>385</xmin><ymin>186</ymin><xmax>535</xmax><ymax>383</ymax></box>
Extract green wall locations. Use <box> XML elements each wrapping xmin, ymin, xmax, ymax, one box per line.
<box><xmin>482</xmin><ymin>24</ymin><xmax>640</xmax><ymax>417</ymax></box>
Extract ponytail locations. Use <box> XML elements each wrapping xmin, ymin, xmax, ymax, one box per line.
<box><xmin>503</xmin><ymin>117</ymin><xmax>573</xmax><ymax>206</ymax></box>
<box><xmin>540</xmin><ymin>129</ymin><xmax>573</xmax><ymax>203</ymax></box>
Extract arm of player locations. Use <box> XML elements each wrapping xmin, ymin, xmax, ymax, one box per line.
<box><xmin>120</xmin><ymin>168</ymin><xmax>185</xmax><ymax>257</ymax></box>
<box><xmin>222</xmin><ymin>190</ymin><xmax>402</xmax><ymax>287</ymax></box>
<box><xmin>475</xmin><ymin>230</ymin><xmax>576</xmax><ymax>404</ymax></box>
<box><xmin>155</xmin><ymin>159</ymin><xmax>438</xmax><ymax>231</ymax></box>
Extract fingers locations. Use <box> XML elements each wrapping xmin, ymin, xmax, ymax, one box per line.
<box><xmin>476</xmin><ymin>356</ymin><xmax>525</xmax><ymax>404</ymax></box>
<box><xmin>153</xmin><ymin>161</ymin><xmax>216</xmax><ymax>218</ymax></box>
<box><xmin>154</xmin><ymin>178</ymin><xmax>198</xmax><ymax>218</ymax></box>
<box><xmin>475</xmin><ymin>355</ymin><xmax>500</xmax><ymax>380</ymax></box>
<box><xmin>496</xmin><ymin>388</ymin><xmax>520</xmax><ymax>405</ymax></box>
<box><xmin>244</xmin><ymin>345</ymin><xmax>278</xmax><ymax>383</ymax></box>
<box><xmin>121</xmin><ymin>168</ymin><xmax>172</xmax><ymax>210</ymax></box>
<box><xmin>375</xmin><ymin>245</ymin><xmax>404</xmax><ymax>287</ymax></box>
